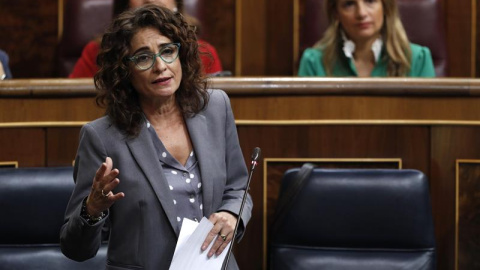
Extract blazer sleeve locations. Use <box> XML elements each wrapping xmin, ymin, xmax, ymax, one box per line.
<box><xmin>409</xmin><ymin>44</ymin><xmax>436</xmax><ymax>77</ymax></box>
<box><xmin>60</xmin><ymin>123</ymin><xmax>108</xmax><ymax>261</ymax></box>
<box><xmin>215</xmin><ymin>90</ymin><xmax>252</xmax><ymax>240</ymax></box>
<box><xmin>298</xmin><ymin>48</ymin><xmax>326</xmax><ymax>77</ymax></box>
<box><xmin>0</xmin><ymin>50</ymin><xmax>12</xmax><ymax>79</ymax></box>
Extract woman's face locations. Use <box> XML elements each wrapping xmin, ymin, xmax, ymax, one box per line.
<box><xmin>128</xmin><ymin>27</ymin><xmax>182</xmax><ymax>102</ymax></box>
<box><xmin>336</xmin><ymin>0</ymin><xmax>384</xmax><ymax>43</ymax></box>
<box><xmin>129</xmin><ymin>0</ymin><xmax>177</xmax><ymax>11</ymax></box>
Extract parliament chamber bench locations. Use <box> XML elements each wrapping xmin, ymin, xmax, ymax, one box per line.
<box><xmin>1</xmin><ymin>77</ymin><xmax>480</xmax><ymax>270</ymax></box>
<box><xmin>0</xmin><ymin>166</ymin><xmax>107</xmax><ymax>269</ymax></box>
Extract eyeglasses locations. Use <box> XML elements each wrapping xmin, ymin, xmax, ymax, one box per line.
<box><xmin>126</xmin><ymin>43</ymin><xmax>181</xmax><ymax>70</ymax></box>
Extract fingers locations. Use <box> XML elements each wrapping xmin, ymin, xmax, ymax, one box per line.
<box><xmin>101</xmin><ymin>177</ymin><xmax>120</xmax><ymax>195</ymax></box>
<box><xmin>87</xmin><ymin>157</ymin><xmax>124</xmax><ymax>216</ymax></box>
<box><xmin>202</xmin><ymin>212</ymin><xmax>237</xmax><ymax>257</ymax></box>
<box><xmin>97</xmin><ymin>187</ymin><xmax>125</xmax><ymax>203</ymax></box>
<box><xmin>105</xmin><ymin>156</ymin><xmax>113</xmax><ymax>172</ymax></box>
<box><xmin>108</xmin><ymin>191</ymin><xmax>125</xmax><ymax>201</ymax></box>
<box><xmin>202</xmin><ymin>214</ymin><xmax>226</xmax><ymax>254</ymax></box>
<box><xmin>211</xmin><ymin>232</ymin><xmax>230</xmax><ymax>256</ymax></box>
<box><xmin>97</xmin><ymin>189</ymin><xmax>125</xmax><ymax>204</ymax></box>
<box><xmin>94</xmin><ymin>157</ymin><xmax>118</xmax><ymax>184</ymax></box>
<box><xmin>93</xmin><ymin>157</ymin><xmax>119</xmax><ymax>192</ymax></box>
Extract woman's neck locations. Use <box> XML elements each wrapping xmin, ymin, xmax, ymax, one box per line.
<box><xmin>351</xmin><ymin>36</ymin><xmax>380</xmax><ymax>77</ymax></box>
<box><xmin>352</xmin><ymin>37</ymin><xmax>376</xmax><ymax>61</ymax></box>
<box><xmin>141</xmin><ymin>95</ymin><xmax>180</xmax><ymax>122</ymax></box>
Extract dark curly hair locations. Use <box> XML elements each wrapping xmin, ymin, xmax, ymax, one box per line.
<box><xmin>94</xmin><ymin>4</ymin><xmax>209</xmax><ymax>137</ymax></box>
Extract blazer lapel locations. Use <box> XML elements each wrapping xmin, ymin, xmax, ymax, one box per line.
<box><xmin>186</xmin><ymin>114</ymin><xmax>215</xmax><ymax>216</ymax></box>
<box><xmin>126</xmin><ymin>126</ymin><xmax>180</xmax><ymax>235</ymax></box>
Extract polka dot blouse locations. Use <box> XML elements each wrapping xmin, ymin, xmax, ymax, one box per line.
<box><xmin>146</xmin><ymin>121</ymin><xmax>204</xmax><ymax>230</ymax></box>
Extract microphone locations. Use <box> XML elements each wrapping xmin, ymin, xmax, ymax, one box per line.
<box><xmin>223</xmin><ymin>147</ymin><xmax>261</xmax><ymax>270</ymax></box>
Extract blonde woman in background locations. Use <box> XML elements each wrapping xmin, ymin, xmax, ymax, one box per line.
<box><xmin>298</xmin><ymin>0</ymin><xmax>435</xmax><ymax>77</ymax></box>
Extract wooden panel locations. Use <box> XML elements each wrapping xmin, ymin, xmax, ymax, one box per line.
<box><xmin>0</xmin><ymin>0</ymin><xmax>58</xmax><ymax>78</ymax></box>
<box><xmin>46</xmin><ymin>127</ymin><xmax>81</xmax><ymax>167</ymax></box>
<box><xmin>4</xmin><ymin>93</ymin><xmax>480</xmax><ymax>123</ymax></box>
<box><xmin>0</xmin><ymin>97</ymin><xmax>103</xmax><ymax>122</ymax></box>
<box><xmin>184</xmin><ymin>0</ymin><xmax>236</xmax><ymax>74</ymax></box>
<box><xmin>431</xmin><ymin>126</ymin><xmax>480</xmax><ymax>270</ymax></box>
<box><xmin>445</xmin><ymin>0</ymin><xmax>474</xmax><ymax>77</ymax></box>
<box><xmin>230</xmin><ymin>95</ymin><xmax>480</xmax><ymax>121</ymax></box>
<box><xmin>0</xmin><ymin>128</ymin><xmax>45</xmax><ymax>167</ymax></box>
<box><xmin>238</xmin><ymin>0</ymin><xmax>267</xmax><ymax>75</ymax></box>
<box><xmin>0</xmin><ymin>161</ymin><xmax>19</xmax><ymax>168</ymax></box>
<box><xmin>456</xmin><ymin>161</ymin><xmax>480</xmax><ymax>270</ymax></box>
<box><xmin>265</xmin><ymin>0</ymin><xmax>294</xmax><ymax>75</ymax></box>
<box><xmin>3</xmin><ymin>78</ymin><xmax>480</xmax><ymax>123</ymax></box>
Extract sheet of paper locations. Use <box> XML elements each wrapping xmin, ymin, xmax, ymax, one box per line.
<box><xmin>169</xmin><ymin>217</ymin><xmax>231</xmax><ymax>270</ymax></box>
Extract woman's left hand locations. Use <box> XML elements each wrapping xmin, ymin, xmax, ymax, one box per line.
<box><xmin>202</xmin><ymin>211</ymin><xmax>238</xmax><ymax>257</ymax></box>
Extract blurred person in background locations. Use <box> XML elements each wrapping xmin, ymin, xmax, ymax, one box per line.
<box><xmin>0</xmin><ymin>49</ymin><xmax>13</xmax><ymax>79</ymax></box>
<box><xmin>298</xmin><ymin>0</ymin><xmax>435</xmax><ymax>77</ymax></box>
<box><xmin>69</xmin><ymin>0</ymin><xmax>223</xmax><ymax>78</ymax></box>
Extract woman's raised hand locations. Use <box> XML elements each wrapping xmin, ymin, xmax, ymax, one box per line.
<box><xmin>86</xmin><ymin>157</ymin><xmax>125</xmax><ymax>216</ymax></box>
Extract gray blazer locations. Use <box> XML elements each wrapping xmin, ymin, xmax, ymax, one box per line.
<box><xmin>60</xmin><ymin>90</ymin><xmax>253</xmax><ymax>270</ymax></box>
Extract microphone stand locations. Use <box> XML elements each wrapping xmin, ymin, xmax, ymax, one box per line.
<box><xmin>222</xmin><ymin>147</ymin><xmax>261</xmax><ymax>270</ymax></box>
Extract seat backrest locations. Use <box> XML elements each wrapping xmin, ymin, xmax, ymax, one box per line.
<box><xmin>0</xmin><ymin>167</ymin><xmax>107</xmax><ymax>269</ymax></box>
<box><xmin>56</xmin><ymin>0</ymin><xmax>113</xmax><ymax>77</ymax></box>
<box><xmin>183</xmin><ymin>0</ymin><xmax>209</xmax><ymax>38</ymax></box>
<box><xmin>298</xmin><ymin>0</ymin><xmax>448</xmax><ymax>76</ymax></box>
<box><xmin>270</xmin><ymin>168</ymin><xmax>436</xmax><ymax>270</ymax></box>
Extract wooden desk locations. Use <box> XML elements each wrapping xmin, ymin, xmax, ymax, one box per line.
<box><xmin>2</xmin><ymin>77</ymin><xmax>480</xmax><ymax>270</ymax></box>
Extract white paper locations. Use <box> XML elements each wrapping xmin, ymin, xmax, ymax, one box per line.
<box><xmin>169</xmin><ymin>217</ymin><xmax>231</xmax><ymax>270</ymax></box>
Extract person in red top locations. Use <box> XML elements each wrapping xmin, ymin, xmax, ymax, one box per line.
<box><xmin>69</xmin><ymin>0</ymin><xmax>223</xmax><ymax>78</ymax></box>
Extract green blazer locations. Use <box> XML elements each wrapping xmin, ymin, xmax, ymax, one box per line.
<box><xmin>298</xmin><ymin>43</ymin><xmax>435</xmax><ymax>77</ymax></box>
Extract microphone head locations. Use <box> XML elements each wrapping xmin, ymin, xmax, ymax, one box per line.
<box><xmin>251</xmin><ymin>147</ymin><xmax>261</xmax><ymax>162</ymax></box>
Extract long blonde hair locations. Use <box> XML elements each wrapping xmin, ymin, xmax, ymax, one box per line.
<box><xmin>316</xmin><ymin>0</ymin><xmax>411</xmax><ymax>76</ymax></box>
